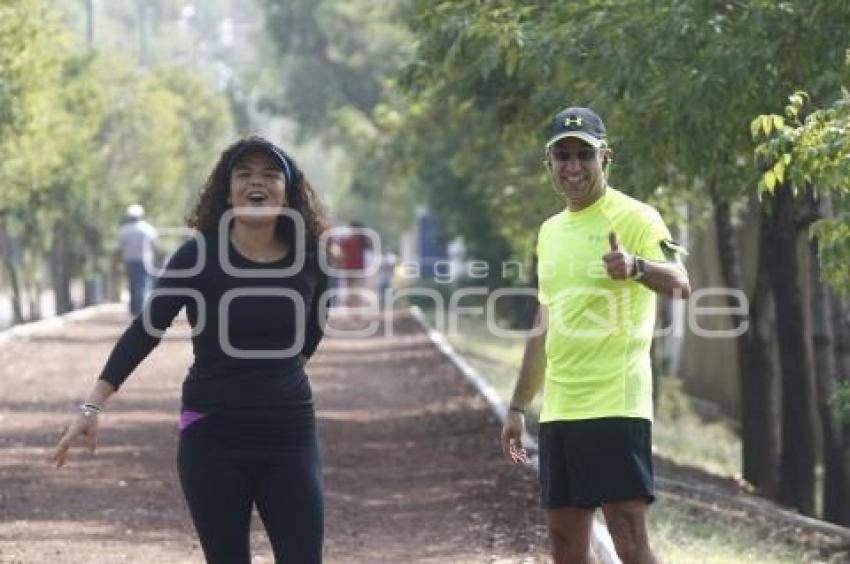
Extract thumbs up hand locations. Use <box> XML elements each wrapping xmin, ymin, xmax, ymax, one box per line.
<box><xmin>603</xmin><ymin>230</ymin><xmax>635</xmax><ymax>280</ymax></box>
<box><xmin>608</xmin><ymin>231</ymin><xmax>620</xmax><ymax>252</ymax></box>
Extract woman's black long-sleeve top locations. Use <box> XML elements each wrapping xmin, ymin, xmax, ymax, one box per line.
<box><xmin>98</xmin><ymin>233</ymin><xmax>328</xmax><ymax>413</ymax></box>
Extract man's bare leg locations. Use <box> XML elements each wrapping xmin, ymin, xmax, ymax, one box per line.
<box><xmin>547</xmin><ymin>507</ymin><xmax>595</xmax><ymax>564</ymax></box>
<box><xmin>601</xmin><ymin>499</ymin><xmax>658</xmax><ymax>564</ymax></box>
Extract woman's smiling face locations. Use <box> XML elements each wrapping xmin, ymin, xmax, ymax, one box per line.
<box><xmin>229</xmin><ymin>151</ymin><xmax>287</xmax><ymax>224</ymax></box>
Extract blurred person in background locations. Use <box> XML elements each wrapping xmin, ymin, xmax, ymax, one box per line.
<box><xmin>118</xmin><ymin>203</ymin><xmax>158</xmax><ymax>316</ymax></box>
<box><xmin>378</xmin><ymin>251</ymin><xmax>398</xmax><ymax>307</ymax></box>
<box><xmin>337</xmin><ymin>220</ymin><xmax>373</xmax><ymax>306</ymax></box>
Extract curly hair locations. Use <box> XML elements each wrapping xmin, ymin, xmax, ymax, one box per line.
<box><xmin>186</xmin><ymin>137</ymin><xmax>329</xmax><ymax>251</ymax></box>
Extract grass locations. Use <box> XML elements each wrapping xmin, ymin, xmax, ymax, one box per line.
<box><xmin>420</xmin><ymin>308</ymin><xmax>822</xmax><ymax>564</ymax></box>
<box><xmin>651</xmin><ymin>502</ymin><xmax>824</xmax><ymax>563</ymax></box>
<box><xmin>653</xmin><ymin>376</ymin><xmax>742</xmax><ymax>478</ymax></box>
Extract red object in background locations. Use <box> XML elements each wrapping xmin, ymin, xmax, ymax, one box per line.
<box><xmin>339</xmin><ymin>232</ymin><xmax>367</xmax><ymax>271</ymax></box>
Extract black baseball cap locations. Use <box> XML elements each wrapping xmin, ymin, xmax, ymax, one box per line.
<box><xmin>228</xmin><ymin>137</ymin><xmax>295</xmax><ymax>186</ymax></box>
<box><xmin>545</xmin><ymin>107</ymin><xmax>607</xmax><ymax>149</ymax></box>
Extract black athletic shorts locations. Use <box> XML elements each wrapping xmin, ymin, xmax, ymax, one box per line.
<box><xmin>538</xmin><ymin>417</ymin><xmax>655</xmax><ymax>509</ymax></box>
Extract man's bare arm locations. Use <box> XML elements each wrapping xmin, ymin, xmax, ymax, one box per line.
<box><xmin>638</xmin><ymin>260</ymin><xmax>690</xmax><ymax>298</ymax></box>
<box><xmin>509</xmin><ymin>304</ymin><xmax>548</xmax><ymax>410</ymax></box>
<box><xmin>500</xmin><ymin>304</ymin><xmax>548</xmax><ymax>464</ymax></box>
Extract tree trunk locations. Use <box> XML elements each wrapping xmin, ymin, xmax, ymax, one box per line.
<box><xmin>28</xmin><ymin>283</ymin><xmax>42</xmax><ymax>321</ymax></box>
<box><xmin>50</xmin><ymin>222</ymin><xmax>73</xmax><ymax>314</ymax></box>
<box><xmin>713</xmin><ymin>197</ymin><xmax>780</xmax><ymax>495</ymax></box>
<box><xmin>651</xmin><ymin>300</ymin><xmax>670</xmax><ymax>416</ymax></box>
<box><xmin>0</xmin><ymin>224</ymin><xmax>25</xmax><ymax>325</ymax></box>
<box><xmin>809</xmin><ymin>238</ymin><xmax>848</xmax><ymax>523</ymax></box>
<box><xmin>767</xmin><ymin>186</ymin><xmax>818</xmax><ymax>515</ymax></box>
<box><xmin>83</xmin><ymin>275</ymin><xmax>104</xmax><ymax>306</ymax></box>
<box><xmin>743</xmin><ymin>211</ymin><xmax>781</xmax><ymax>497</ymax></box>
<box><xmin>833</xmin><ymin>293</ymin><xmax>850</xmax><ymax>384</ymax></box>
<box><xmin>2</xmin><ymin>254</ymin><xmax>24</xmax><ymax>325</ymax></box>
<box><xmin>830</xmin><ymin>292</ymin><xmax>850</xmax><ymax>524</ymax></box>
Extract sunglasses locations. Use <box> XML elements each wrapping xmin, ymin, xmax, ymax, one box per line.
<box><xmin>549</xmin><ymin>147</ymin><xmax>600</xmax><ymax>162</ymax></box>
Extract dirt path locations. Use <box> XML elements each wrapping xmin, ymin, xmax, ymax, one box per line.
<box><xmin>0</xmin><ymin>308</ymin><xmax>548</xmax><ymax>563</ymax></box>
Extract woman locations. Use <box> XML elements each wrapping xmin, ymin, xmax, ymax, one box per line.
<box><xmin>53</xmin><ymin>137</ymin><xmax>330</xmax><ymax>563</ymax></box>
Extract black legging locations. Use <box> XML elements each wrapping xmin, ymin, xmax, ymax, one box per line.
<box><xmin>177</xmin><ymin>410</ymin><xmax>323</xmax><ymax>564</ymax></box>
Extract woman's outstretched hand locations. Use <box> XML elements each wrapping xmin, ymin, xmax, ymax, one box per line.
<box><xmin>52</xmin><ymin>412</ymin><xmax>99</xmax><ymax>467</ymax></box>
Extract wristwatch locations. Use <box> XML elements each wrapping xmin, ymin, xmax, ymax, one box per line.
<box><xmin>631</xmin><ymin>256</ymin><xmax>647</xmax><ymax>280</ymax></box>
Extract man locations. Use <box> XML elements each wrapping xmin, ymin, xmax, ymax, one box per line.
<box><xmin>337</xmin><ymin>220</ymin><xmax>373</xmax><ymax>306</ymax></box>
<box><xmin>117</xmin><ymin>204</ymin><xmax>158</xmax><ymax>316</ymax></box>
<box><xmin>500</xmin><ymin>107</ymin><xmax>690</xmax><ymax>564</ymax></box>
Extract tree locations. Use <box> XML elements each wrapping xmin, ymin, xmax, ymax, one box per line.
<box><xmin>257</xmin><ymin>0</ymin><xmax>412</xmax><ymax>138</ymax></box>
<box><xmin>0</xmin><ymin>0</ymin><xmax>72</xmax><ymax>316</ymax></box>
<box><xmin>0</xmin><ymin>0</ymin><xmax>235</xmax><ymax>321</ymax></box>
<box><xmin>753</xmin><ymin>82</ymin><xmax>850</xmax><ymax>522</ymax></box>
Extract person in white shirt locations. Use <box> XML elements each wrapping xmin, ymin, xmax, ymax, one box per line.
<box><xmin>117</xmin><ymin>204</ymin><xmax>158</xmax><ymax>316</ymax></box>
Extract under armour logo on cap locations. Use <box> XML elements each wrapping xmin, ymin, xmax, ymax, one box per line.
<box><xmin>563</xmin><ymin>116</ymin><xmax>583</xmax><ymax>129</ymax></box>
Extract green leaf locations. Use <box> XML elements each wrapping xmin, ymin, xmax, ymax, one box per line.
<box><xmin>772</xmin><ymin>115</ymin><xmax>784</xmax><ymax>130</ymax></box>
<box><xmin>773</xmin><ymin>160</ymin><xmax>785</xmax><ymax>184</ymax></box>
<box><xmin>762</xmin><ymin>115</ymin><xmax>772</xmax><ymax>136</ymax></box>
<box><xmin>764</xmin><ymin>170</ymin><xmax>776</xmax><ymax>190</ymax></box>
<box><xmin>750</xmin><ymin>117</ymin><xmax>761</xmax><ymax>139</ymax></box>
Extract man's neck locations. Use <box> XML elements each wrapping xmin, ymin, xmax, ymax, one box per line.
<box><xmin>566</xmin><ymin>184</ymin><xmax>606</xmax><ymax>212</ymax></box>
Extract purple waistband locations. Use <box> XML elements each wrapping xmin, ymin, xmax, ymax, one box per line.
<box><xmin>179</xmin><ymin>409</ymin><xmax>208</xmax><ymax>431</ymax></box>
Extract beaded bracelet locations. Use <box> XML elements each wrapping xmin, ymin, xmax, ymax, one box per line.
<box><xmin>79</xmin><ymin>402</ymin><xmax>102</xmax><ymax>416</ymax></box>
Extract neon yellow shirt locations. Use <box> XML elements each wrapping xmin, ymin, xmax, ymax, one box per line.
<box><xmin>536</xmin><ymin>187</ymin><xmax>673</xmax><ymax>423</ymax></box>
